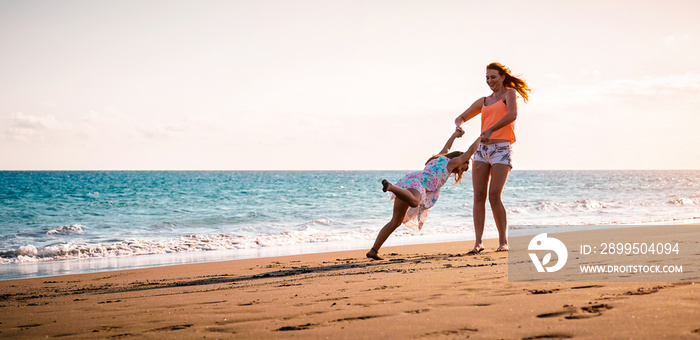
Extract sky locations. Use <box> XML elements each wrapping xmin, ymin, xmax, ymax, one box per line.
<box><xmin>1</xmin><ymin>0</ymin><xmax>699</xmax><ymax>170</ymax></box>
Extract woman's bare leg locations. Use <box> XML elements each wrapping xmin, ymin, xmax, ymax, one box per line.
<box><xmin>367</xmin><ymin>188</ymin><xmax>420</xmax><ymax>260</ymax></box>
<box><xmin>489</xmin><ymin>164</ymin><xmax>511</xmax><ymax>251</ymax></box>
<box><xmin>470</xmin><ymin>161</ymin><xmax>490</xmax><ymax>254</ymax></box>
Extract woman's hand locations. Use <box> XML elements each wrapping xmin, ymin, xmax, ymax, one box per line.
<box><xmin>454</xmin><ymin>126</ymin><xmax>465</xmax><ymax>138</ymax></box>
<box><xmin>479</xmin><ymin>128</ymin><xmax>492</xmax><ymax>143</ymax></box>
<box><xmin>440</xmin><ymin>127</ymin><xmax>465</xmax><ymax>154</ymax></box>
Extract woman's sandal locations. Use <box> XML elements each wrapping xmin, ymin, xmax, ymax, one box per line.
<box><xmin>366</xmin><ymin>248</ymin><xmax>383</xmax><ymax>260</ymax></box>
<box><xmin>381</xmin><ymin>179</ymin><xmax>390</xmax><ymax>192</ymax></box>
<box><xmin>495</xmin><ymin>246</ymin><xmax>509</xmax><ymax>252</ymax></box>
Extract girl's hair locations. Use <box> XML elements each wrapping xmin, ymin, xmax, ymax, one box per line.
<box><xmin>487</xmin><ymin>62</ymin><xmax>531</xmax><ymax>103</ymax></box>
<box><xmin>425</xmin><ymin>151</ymin><xmax>467</xmax><ymax>184</ymax></box>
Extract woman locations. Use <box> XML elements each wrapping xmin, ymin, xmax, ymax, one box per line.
<box><xmin>367</xmin><ymin>128</ymin><xmax>481</xmax><ymax>260</ymax></box>
<box><xmin>454</xmin><ymin>62</ymin><xmax>531</xmax><ymax>254</ymax></box>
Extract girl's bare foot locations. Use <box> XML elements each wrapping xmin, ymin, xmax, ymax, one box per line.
<box><xmin>366</xmin><ymin>248</ymin><xmax>383</xmax><ymax>260</ymax></box>
<box><xmin>381</xmin><ymin>179</ymin><xmax>390</xmax><ymax>192</ymax></box>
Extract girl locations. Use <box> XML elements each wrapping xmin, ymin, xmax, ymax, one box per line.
<box><xmin>367</xmin><ymin>128</ymin><xmax>481</xmax><ymax>260</ymax></box>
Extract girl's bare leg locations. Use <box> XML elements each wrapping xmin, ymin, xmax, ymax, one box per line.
<box><xmin>383</xmin><ymin>180</ymin><xmax>420</xmax><ymax>208</ymax></box>
<box><xmin>489</xmin><ymin>164</ymin><xmax>511</xmax><ymax>251</ymax></box>
<box><xmin>470</xmin><ymin>161</ymin><xmax>490</xmax><ymax>254</ymax></box>
<box><xmin>367</xmin><ymin>188</ymin><xmax>420</xmax><ymax>260</ymax></box>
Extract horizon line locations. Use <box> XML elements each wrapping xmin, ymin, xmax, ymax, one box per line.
<box><xmin>1</xmin><ymin>169</ymin><xmax>698</xmax><ymax>172</ymax></box>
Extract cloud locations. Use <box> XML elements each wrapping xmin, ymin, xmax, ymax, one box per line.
<box><xmin>136</xmin><ymin>122</ymin><xmax>187</xmax><ymax>139</ymax></box>
<box><xmin>81</xmin><ymin>108</ymin><xmax>127</xmax><ymax>124</ymax></box>
<box><xmin>664</xmin><ymin>34</ymin><xmax>690</xmax><ymax>44</ymax></box>
<box><xmin>10</xmin><ymin>112</ymin><xmax>66</xmax><ymax>129</ymax></box>
<box><xmin>535</xmin><ymin>72</ymin><xmax>700</xmax><ymax>111</ymax></box>
<box><xmin>602</xmin><ymin>72</ymin><xmax>700</xmax><ymax>96</ymax></box>
<box><xmin>562</xmin><ymin>72</ymin><xmax>700</xmax><ymax>100</ymax></box>
<box><xmin>4</xmin><ymin>127</ymin><xmax>39</xmax><ymax>142</ymax></box>
<box><xmin>2</xmin><ymin>112</ymin><xmax>75</xmax><ymax>141</ymax></box>
<box><xmin>579</xmin><ymin>69</ymin><xmax>601</xmax><ymax>78</ymax></box>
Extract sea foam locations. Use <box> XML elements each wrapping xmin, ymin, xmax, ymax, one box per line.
<box><xmin>46</xmin><ymin>224</ymin><xmax>85</xmax><ymax>235</ymax></box>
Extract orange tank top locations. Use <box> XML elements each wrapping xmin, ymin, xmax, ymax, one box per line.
<box><xmin>481</xmin><ymin>99</ymin><xmax>516</xmax><ymax>143</ymax></box>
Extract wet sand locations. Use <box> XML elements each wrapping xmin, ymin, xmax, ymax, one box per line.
<box><xmin>0</xmin><ymin>226</ymin><xmax>699</xmax><ymax>339</ymax></box>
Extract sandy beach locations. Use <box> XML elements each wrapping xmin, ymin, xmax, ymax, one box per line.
<box><xmin>1</xmin><ymin>226</ymin><xmax>699</xmax><ymax>339</ymax></box>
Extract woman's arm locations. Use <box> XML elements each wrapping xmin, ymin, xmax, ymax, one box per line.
<box><xmin>446</xmin><ymin>136</ymin><xmax>482</xmax><ymax>172</ymax></box>
<box><xmin>454</xmin><ymin>97</ymin><xmax>484</xmax><ymax>127</ymax></box>
<box><xmin>480</xmin><ymin>89</ymin><xmax>518</xmax><ymax>141</ymax></box>
<box><xmin>463</xmin><ymin>135</ymin><xmax>482</xmax><ymax>157</ymax></box>
<box><xmin>439</xmin><ymin>127</ymin><xmax>465</xmax><ymax>155</ymax></box>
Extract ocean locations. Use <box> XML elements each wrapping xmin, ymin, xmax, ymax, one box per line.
<box><xmin>1</xmin><ymin>170</ymin><xmax>698</xmax><ymax>280</ymax></box>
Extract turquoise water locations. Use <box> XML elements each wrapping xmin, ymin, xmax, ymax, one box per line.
<box><xmin>1</xmin><ymin>170</ymin><xmax>698</xmax><ymax>279</ymax></box>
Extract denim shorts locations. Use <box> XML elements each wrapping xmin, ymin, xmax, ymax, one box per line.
<box><xmin>473</xmin><ymin>142</ymin><xmax>513</xmax><ymax>167</ymax></box>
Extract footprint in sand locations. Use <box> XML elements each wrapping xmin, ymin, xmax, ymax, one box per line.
<box><xmin>537</xmin><ymin>303</ymin><xmax>613</xmax><ymax>320</ymax></box>
<box><xmin>522</xmin><ymin>333</ymin><xmax>573</xmax><ymax>339</ymax></box>
<box><xmin>536</xmin><ymin>307</ymin><xmax>578</xmax><ymax>319</ymax></box>
<box><xmin>147</xmin><ymin>324</ymin><xmax>193</xmax><ymax>332</ymax></box>
<box><xmin>420</xmin><ymin>327</ymin><xmax>478</xmax><ymax>337</ymax></box>
<box><xmin>528</xmin><ymin>289</ymin><xmax>559</xmax><ymax>294</ymax></box>
<box><xmin>275</xmin><ymin>323</ymin><xmax>316</xmax><ymax>331</ymax></box>
<box><xmin>275</xmin><ymin>315</ymin><xmax>386</xmax><ymax>332</ymax></box>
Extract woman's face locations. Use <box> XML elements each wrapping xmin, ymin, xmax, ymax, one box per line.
<box><xmin>486</xmin><ymin>69</ymin><xmax>505</xmax><ymax>92</ymax></box>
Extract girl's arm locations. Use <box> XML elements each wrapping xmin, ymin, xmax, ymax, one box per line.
<box><xmin>480</xmin><ymin>89</ymin><xmax>518</xmax><ymax>141</ymax></box>
<box><xmin>446</xmin><ymin>136</ymin><xmax>482</xmax><ymax>173</ymax></box>
<box><xmin>454</xmin><ymin>97</ymin><xmax>484</xmax><ymax>128</ymax></box>
<box><xmin>439</xmin><ymin>127</ymin><xmax>465</xmax><ymax>155</ymax></box>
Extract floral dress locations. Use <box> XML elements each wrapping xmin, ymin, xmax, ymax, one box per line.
<box><xmin>389</xmin><ymin>156</ymin><xmax>451</xmax><ymax>230</ymax></box>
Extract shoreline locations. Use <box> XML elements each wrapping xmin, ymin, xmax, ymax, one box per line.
<box><xmin>1</xmin><ymin>221</ymin><xmax>698</xmax><ymax>281</ymax></box>
<box><xmin>0</xmin><ymin>224</ymin><xmax>698</xmax><ymax>338</ymax></box>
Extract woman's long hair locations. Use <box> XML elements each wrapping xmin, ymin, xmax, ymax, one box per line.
<box><xmin>487</xmin><ymin>62</ymin><xmax>531</xmax><ymax>103</ymax></box>
<box><xmin>425</xmin><ymin>151</ymin><xmax>466</xmax><ymax>184</ymax></box>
